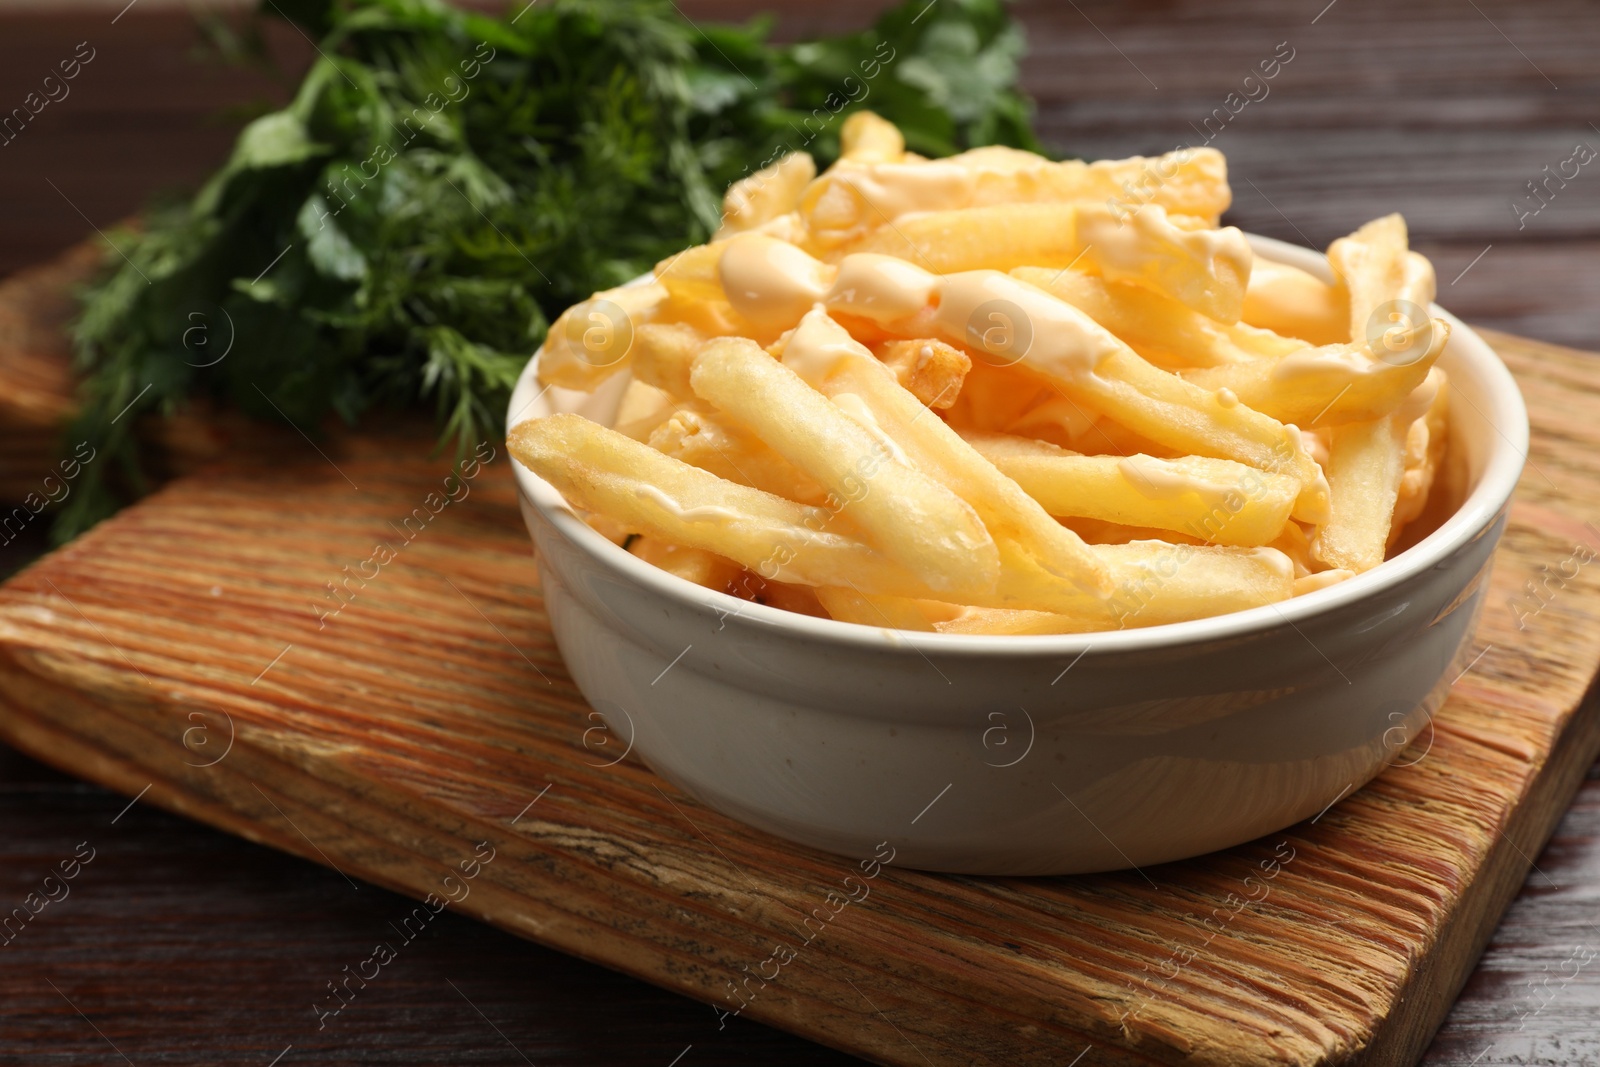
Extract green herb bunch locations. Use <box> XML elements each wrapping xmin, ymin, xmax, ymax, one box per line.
<box><xmin>65</xmin><ymin>0</ymin><xmax>1044</xmax><ymax>539</ymax></box>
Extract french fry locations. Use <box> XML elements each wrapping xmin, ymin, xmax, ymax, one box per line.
<box><xmin>656</xmin><ymin>292</ymin><xmax>750</xmax><ymax>339</ymax></box>
<box><xmin>1268</xmin><ymin>519</ymin><xmax>1317</xmax><ymax>578</ymax></box>
<box><xmin>654</xmin><ymin>242</ymin><xmax>724</xmax><ymax>305</ymax></box>
<box><xmin>1328</xmin><ymin>213</ymin><xmax>1437</xmax><ymax>341</ymax></box>
<box><xmin>715</xmin><ymin>151</ymin><xmax>817</xmax><ymax>241</ymax></box>
<box><xmin>935</xmin><ymin>542</ymin><xmax>1294</xmax><ymax>633</ymax></box>
<box><xmin>1177</xmin><ymin>320</ymin><xmax>1449</xmax><ymax>427</ymax></box>
<box><xmin>630</xmin><ymin>322</ymin><xmax>703</xmax><ymax>399</ymax></box>
<box><xmin>873</xmin><ymin>339</ymin><xmax>971</xmax><ymax>409</ymax></box>
<box><xmin>800</xmin><ymin>140</ymin><xmax>1230</xmax><ymax>253</ymax></box>
<box><xmin>1043</xmin><ymin>347</ymin><xmax>1328</xmax><ymax>522</ymax></box>
<box><xmin>747</xmin><ymin>211</ymin><xmax>809</xmax><ymax>246</ymax></box>
<box><xmin>940</xmin><ymin>359</ymin><xmax>1057</xmax><ymax>436</ymax></box>
<box><xmin>815</xmin><ymin>587</ymin><xmax>961</xmax><ymax>631</ymax></box>
<box><xmin>537</xmin><ymin>283</ymin><xmax>666</xmax><ymax>391</ymax></box>
<box><xmin>777</xmin><ymin>307</ymin><xmax>1112</xmax><ymax>597</ymax></box>
<box><xmin>997</xmin><ymin>390</ymin><xmax>1180</xmax><ymax>459</ymax></box>
<box><xmin>1243</xmin><ymin>258</ymin><xmax>1348</xmax><ymax>345</ymax></box>
<box><xmin>837</xmin><ymin>202</ymin><xmax>1080</xmax><ymax>271</ymax></box>
<box><xmin>747</xmin><ymin>577</ymin><xmax>831</xmax><ymax>617</ymax></box>
<box><xmin>689</xmin><ymin>336</ymin><xmax>1002</xmax><ymax>597</ymax></box>
<box><xmin>613</xmin><ymin>380</ymin><xmax>680</xmax><ymax>442</ymax></box>
<box><xmin>944</xmin><ymin>144</ymin><xmax>1058</xmax><ymax>172</ymax></box>
<box><xmin>1310</xmin><ymin>218</ymin><xmax>1443</xmax><ymax>570</ymax></box>
<box><xmin>648</xmin><ymin>407</ymin><xmax>830</xmax><ymax>507</ymax></box>
<box><xmin>837</xmin><ymin>202</ymin><xmax>1251</xmax><ymax>322</ymax></box>
<box><xmin>1013</xmin><ymin>266</ymin><xmax>1304</xmax><ymax>369</ymax></box>
<box><xmin>1088</xmin><ymin>539</ymin><xmax>1297</xmax><ymax>627</ymax></box>
<box><xmin>1073</xmin><ymin>204</ymin><xmax>1252</xmax><ymax>323</ymax></box>
<box><xmin>1294</xmin><ymin>569</ymin><xmax>1355</xmax><ymax>595</ymax></box>
<box><xmin>962</xmin><ymin>431</ymin><xmax>1297</xmax><ymax>547</ymax></box>
<box><xmin>1085</xmin><ymin>146</ymin><xmax>1232</xmax><ymax>220</ymax></box>
<box><xmin>838</xmin><ymin>110</ymin><xmax>905</xmax><ymax>164</ymax></box>
<box><xmin>1390</xmin><ymin>367</ymin><xmax>1449</xmax><ymax>546</ymax></box>
<box><xmin>941</xmin><ymin>141</ymin><xmax>1231</xmax><ymax>221</ymax></box>
<box><xmin>722</xmin><ymin>569</ymin><xmax>832</xmax><ymax>617</ymax></box>
<box><xmin>1062</xmin><ymin>518</ymin><xmax>1207</xmax><ymax>546</ymax></box>
<box><xmin>510</xmin><ymin>414</ymin><xmax>933</xmax><ymax>593</ymax></box>
<box><xmin>626</xmin><ymin>536</ymin><xmax>745</xmax><ymax>593</ymax></box>
<box><xmin>1311</xmin><ymin>411</ymin><xmax>1412</xmax><ymax>572</ymax></box>
<box><xmin>652</xmin><ymin>242</ymin><xmax>758</xmax><ymax>337</ymax></box>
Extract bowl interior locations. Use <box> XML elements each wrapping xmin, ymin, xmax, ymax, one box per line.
<box><xmin>507</xmin><ymin>234</ymin><xmax>1529</xmax><ymax>653</ymax></box>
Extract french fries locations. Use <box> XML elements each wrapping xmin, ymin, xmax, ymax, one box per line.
<box><xmin>837</xmin><ymin>110</ymin><xmax>905</xmax><ymax>164</ymax></box>
<box><xmin>814</xmin><ymin>587</ymin><xmax>960</xmax><ymax>631</ymax></box>
<box><xmin>1328</xmin><ymin>213</ymin><xmax>1437</xmax><ymax>341</ymax></box>
<box><xmin>511</xmin><ymin>414</ymin><xmax>931</xmax><ymax>594</ymax></box>
<box><xmin>1311</xmin><ymin>413</ymin><xmax>1411</xmax><ymax>572</ymax></box>
<box><xmin>715</xmin><ymin>152</ymin><xmax>817</xmax><ymax>241</ymax></box>
<box><xmin>1012</xmin><ymin>266</ymin><xmax>1303</xmax><ymax>369</ymax></box>
<box><xmin>1072</xmin><ymin>204</ymin><xmax>1252</xmax><ymax>323</ymax></box>
<box><xmin>806</xmin><ymin>256</ymin><xmax>1326</xmax><ymax>517</ymax></box>
<box><xmin>836</xmin><ymin>202</ymin><xmax>1251</xmax><ymax>322</ymax></box>
<box><xmin>1177</xmin><ymin>321</ymin><xmax>1449</xmax><ymax>427</ymax></box>
<box><xmin>537</xmin><ymin>282</ymin><xmax>666</xmax><ymax>391</ymax></box>
<box><xmin>1243</xmin><ymin>259</ymin><xmax>1348</xmax><ymax>346</ymax></box>
<box><xmin>689</xmin><ymin>336</ymin><xmax>1002</xmax><ymax>597</ymax></box>
<box><xmin>629</xmin><ymin>322</ymin><xmax>703</xmax><ymax>398</ymax></box>
<box><xmin>1390</xmin><ymin>367</ymin><xmax>1449</xmax><ymax>546</ymax></box>
<box><xmin>962</xmin><ymin>431</ymin><xmax>1297</xmax><ymax>548</ymax></box>
<box><xmin>512</xmin><ymin>113</ymin><xmax>1455</xmax><ymax>632</ymax></box>
<box><xmin>627</xmin><ymin>535</ymin><xmax>744</xmax><ymax>592</ymax></box>
<box><xmin>648</xmin><ymin>407</ymin><xmax>830</xmax><ymax>507</ymax></box>
<box><xmin>800</xmin><ymin>144</ymin><xmax>1230</xmax><ymax>254</ymax></box>
<box><xmin>937</xmin><ymin>542</ymin><xmax>1295</xmax><ymax>634</ymax></box>
<box><xmin>613</xmin><ymin>380</ymin><xmax>679</xmax><ymax>442</ymax></box>
<box><xmin>777</xmin><ymin>307</ymin><xmax>1110</xmax><ymax>598</ymax></box>
<box><xmin>873</xmin><ymin>339</ymin><xmax>971</xmax><ymax>409</ymax></box>
<box><xmin>1311</xmin><ymin>216</ymin><xmax>1445</xmax><ymax>572</ymax></box>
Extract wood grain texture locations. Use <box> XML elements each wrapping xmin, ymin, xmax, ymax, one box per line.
<box><xmin>1424</xmin><ymin>762</ymin><xmax>1600</xmax><ymax>1067</ymax></box>
<box><xmin>0</xmin><ymin>329</ymin><xmax>1596</xmax><ymax>1067</ymax></box>
<box><xmin>5</xmin><ymin>2</ymin><xmax>1600</xmax><ymax>1062</ymax></box>
<box><xmin>0</xmin><ymin>748</ymin><xmax>856</xmax><ymax>1066</ymax></box>
<box><xmin>0</xmin><ymin>238</ymin><xmax>95</xmax><ymax>501</ymax></box>
<box><xmin>6</xmin><ymin>752</ymin><xmax>1598</xmax><ymax>1065</ymax></box>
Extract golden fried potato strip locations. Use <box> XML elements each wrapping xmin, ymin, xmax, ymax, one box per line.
<box><xmin>962</xmin><ymin>431</ymin><xmax>1297</xmax><ymax>547</ymax></box>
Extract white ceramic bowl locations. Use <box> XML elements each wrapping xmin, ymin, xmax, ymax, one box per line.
<box><xmin>507</xmin><ymin>234</ymin><xmax>1528</xmax><ymax>876</ymax></box>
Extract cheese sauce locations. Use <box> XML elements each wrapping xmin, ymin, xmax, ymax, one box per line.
<box><xmin>821</xmin><ymin>254</ymin><xmax>939</xmax><ymax>325</ymax></box>
<box><xmin>717</xmin><ymin>234</ymin><xmax>833</xmax><ymax>329</ymax></box>
<box><xmin>1118</xmin><ymin>455</ymin><xmax>1240</xmax><ymax>511</ymax></box>
<box><xmin>633</xmin><ymin>485</ymin><xmax>745</xmax><ymax>525</ymax></box>
<box><xmin>1270</xmin><ymin>343</ymin><xmax>1377</xmax><ymax>384</ymax></box>
<box><xmin>831</xmin><ymin>392</ymin><xmax>914</xmax><ymax>467</ymax></box>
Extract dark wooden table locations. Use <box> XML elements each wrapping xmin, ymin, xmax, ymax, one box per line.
<box><xmin>2</xmin><ymin>1</ymin><xmax>1598</xmax><ymax>1063</ymax></box>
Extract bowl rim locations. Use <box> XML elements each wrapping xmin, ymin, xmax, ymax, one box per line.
<box><xmin>507</xmin><ymin>233</ymin><xmax>1529</xmax><ymax>656</ymax></box>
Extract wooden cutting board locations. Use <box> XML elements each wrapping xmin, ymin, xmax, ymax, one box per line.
<box><xmin>0</xmin><ymin>328</ymin><xmax>1598</xmax><ymax>1067</ymax></box>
